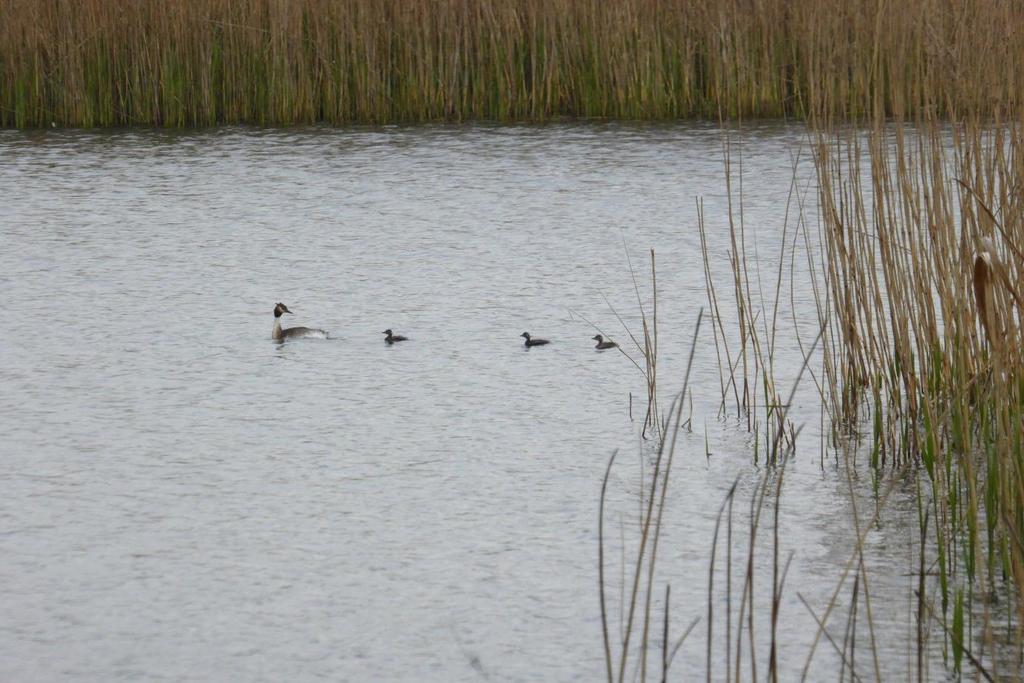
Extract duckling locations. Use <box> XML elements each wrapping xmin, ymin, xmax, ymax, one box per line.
<box><xmin>520</xmin><ymin>332</ymin><xmax>550</xmax><ymax>347</ymax></box>
<box><xmin>383</xmin><ymin>329</ymin><xmax>408</xmax><ymax>344</ymax></box>
<box><xmin>272</xmin><ymin>303</ymin><xmax>328</xmax><ymax>341</ymax></box>
<box><xmin>592</xmin><ymin>334</ymin><xmax>618</xmax><ymax>350</ymax></box>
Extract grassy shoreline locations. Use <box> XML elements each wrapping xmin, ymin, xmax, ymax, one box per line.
<box><xmin>3</xmin><ymin>0</ymin><xmax>1023</xmax><ymax>128</ymax></box>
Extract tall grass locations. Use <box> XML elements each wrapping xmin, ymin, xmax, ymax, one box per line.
<box><xmin>695</xmin><ymin>112</ymin><xmax>1024</xmax><ymax>675</ymax></box>
<box><xmin>2</xmin><ymin>0</ymin><xmax>1023</xmax><ymax>127</ymax></box>
<box><xmin>811</xmin><ymin>115</ymin><xmax>1024</xmax><ymax>674</ymax></box>
<box><xmin>598</xmin><ymin>294</ymin><xmax>866</xmax><ymax>681</ymax></box>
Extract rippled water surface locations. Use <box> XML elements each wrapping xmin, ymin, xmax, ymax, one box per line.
<box><xmin>0</xmin><ymin>124</ymin><xmax>975</xmax><ymax>681</ymax></box>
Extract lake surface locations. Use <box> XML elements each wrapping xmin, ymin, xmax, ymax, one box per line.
<box><xmin>0</xmin><ymin>124</ymin><xmax>1002</xmax><ymax>680</ymax></box>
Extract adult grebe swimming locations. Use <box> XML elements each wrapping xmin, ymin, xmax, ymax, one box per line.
<box><xmin>272</xmin><ymin>303</ymin><xmax>327</xmax><ymax>341</ymax></box>
<box><xmin>592</xmin><ymin>334</ymin><xmax>618</xmax><ymax>350</ymax></box>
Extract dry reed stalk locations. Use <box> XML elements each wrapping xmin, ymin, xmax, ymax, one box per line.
<box><xmin>577</xmin><ymin>246</ymin><xmax>663</xmax><ymax>440</ymax></box>
<box><xmin>598</xmin><ymin>308</ymin><xmax>702</xmax><ymax>683</ymax></box>
<box><xmin>698</xmin><ymin>127</ymin><xmax>799</xmax><ymax>464</ymax></box>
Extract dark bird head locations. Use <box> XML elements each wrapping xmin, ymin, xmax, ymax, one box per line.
<box><xmin>383</xmin><ymin>329</ymin><xmax>393</xmax><ymax>336</ymax></box>
<box><xmin>274</xmin><ymin>303</ymin><xmax>292</xmax><ymax>318</ymax></box>
<box><xmin>520</xmin><ymin>332</ymin><xmax>530</xmax><ymax>340</ymax></box>
<box><xmin>592</xmin><ymin>334</ymin><xmax>603</xmax><ymax>342</ymax></box>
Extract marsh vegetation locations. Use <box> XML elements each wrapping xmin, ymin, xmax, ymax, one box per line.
<box><xmin>2</xmin><ymin>0</ymin><xmax>1022</xmax><ymax>127</ymax></box>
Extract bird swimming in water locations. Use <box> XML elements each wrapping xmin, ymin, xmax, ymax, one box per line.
<box><xmin>272</xmin><ymin>303</ymin><xmax>328</xmax><ymax>341</ymax></box>
<box><xmin>520</xmin><ymin>332</ymin><xmax>550</xmax><ymax>347</ymax></box>
<box><xmin>383</xmin><ymin>329</ymin><xmax>408</xmax><ymax>344</ymax></box>
<box><xmin>592</xmin><ymin>334</ymin><xmax>618</xmax><ymax>350</ymax></box>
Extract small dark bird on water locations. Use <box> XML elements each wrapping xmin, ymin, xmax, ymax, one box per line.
<box><xmin>520</xmin><ymin>332</ymin><xmax>550</xmax><ymax>347</ymax></box>
<box><xmin>592</xmin><ymin>334</ymin><xmax>618</xmax><ymax>350</ymax></box>
<box><xmin>383</xmin><ymin>329</ymin><xmax>408</xmax><ymax>344</ymax></box>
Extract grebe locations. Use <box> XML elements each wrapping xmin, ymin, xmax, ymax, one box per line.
<box><xmin>592</xmin><ymin>334</ymin><xmax>618</xmax><ymax>350</ymax></box>
<box><xmin>383</xmin><ymin>329</ymin><xmax>408</xmax><ymax>344</ymax></box>
<box><xmin>272</xmin><ymin>303</ymin><xmax>327</xmax><ymax>341</ymax></box>
<box><xmin>520</xmin><ymin>332</ymin><xmax>550</xmax><ymax>347</ymax></box>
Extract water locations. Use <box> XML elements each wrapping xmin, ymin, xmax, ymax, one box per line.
<box><xmin>0</xmin><ymin>124</ymin><xmax>1004</xmax><ymax>681</ymax></box>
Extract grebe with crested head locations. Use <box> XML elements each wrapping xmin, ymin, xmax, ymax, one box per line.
<box><xmin>383</xmin><ymin>329</ymin><xmax>408</xmax><ymax>344</ymax></box>
<box><xmin>272</xmin><ymin>303</ymin><xmax>328</xmax><ymax>341</ymax></box>
<box><xmin>520</xmin><ymin>332</ymin><xmax>550</xmax><ymax>347</ymax></box>
<box><xmin>592</xmin><ymin>334</ymin><xmax>617</xmax><ymax>350</ymax></box>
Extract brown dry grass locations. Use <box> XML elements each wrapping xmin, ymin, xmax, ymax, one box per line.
<box><xmin>2</xmin><ymin>0</ymin><xmax>1023</xmax><ymax>127</ymax></box>
<box><xmin>692</xmin><ymin>91</ymin><xmax>1024</xmax><ymax>673</ymax></box>
<box><xmin>813</xmin><ymin>117</ymin><xmax>1024</xmax><ymax>657</ymax></box>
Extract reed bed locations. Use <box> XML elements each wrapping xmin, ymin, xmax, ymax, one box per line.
<box><xmin>2</xmin><ymin>0</ymin><xmax>1023</xmax><ymax>127</ymax></box>
<box><xmin>811</xmin><ymin>114</ymin><xmax>1024</xmax><ymax>672</ymax></box>
<box><xmin>695</xmin><ymin>113</ymin><xmax>1024</xmax><ymax>675</ymax></box>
